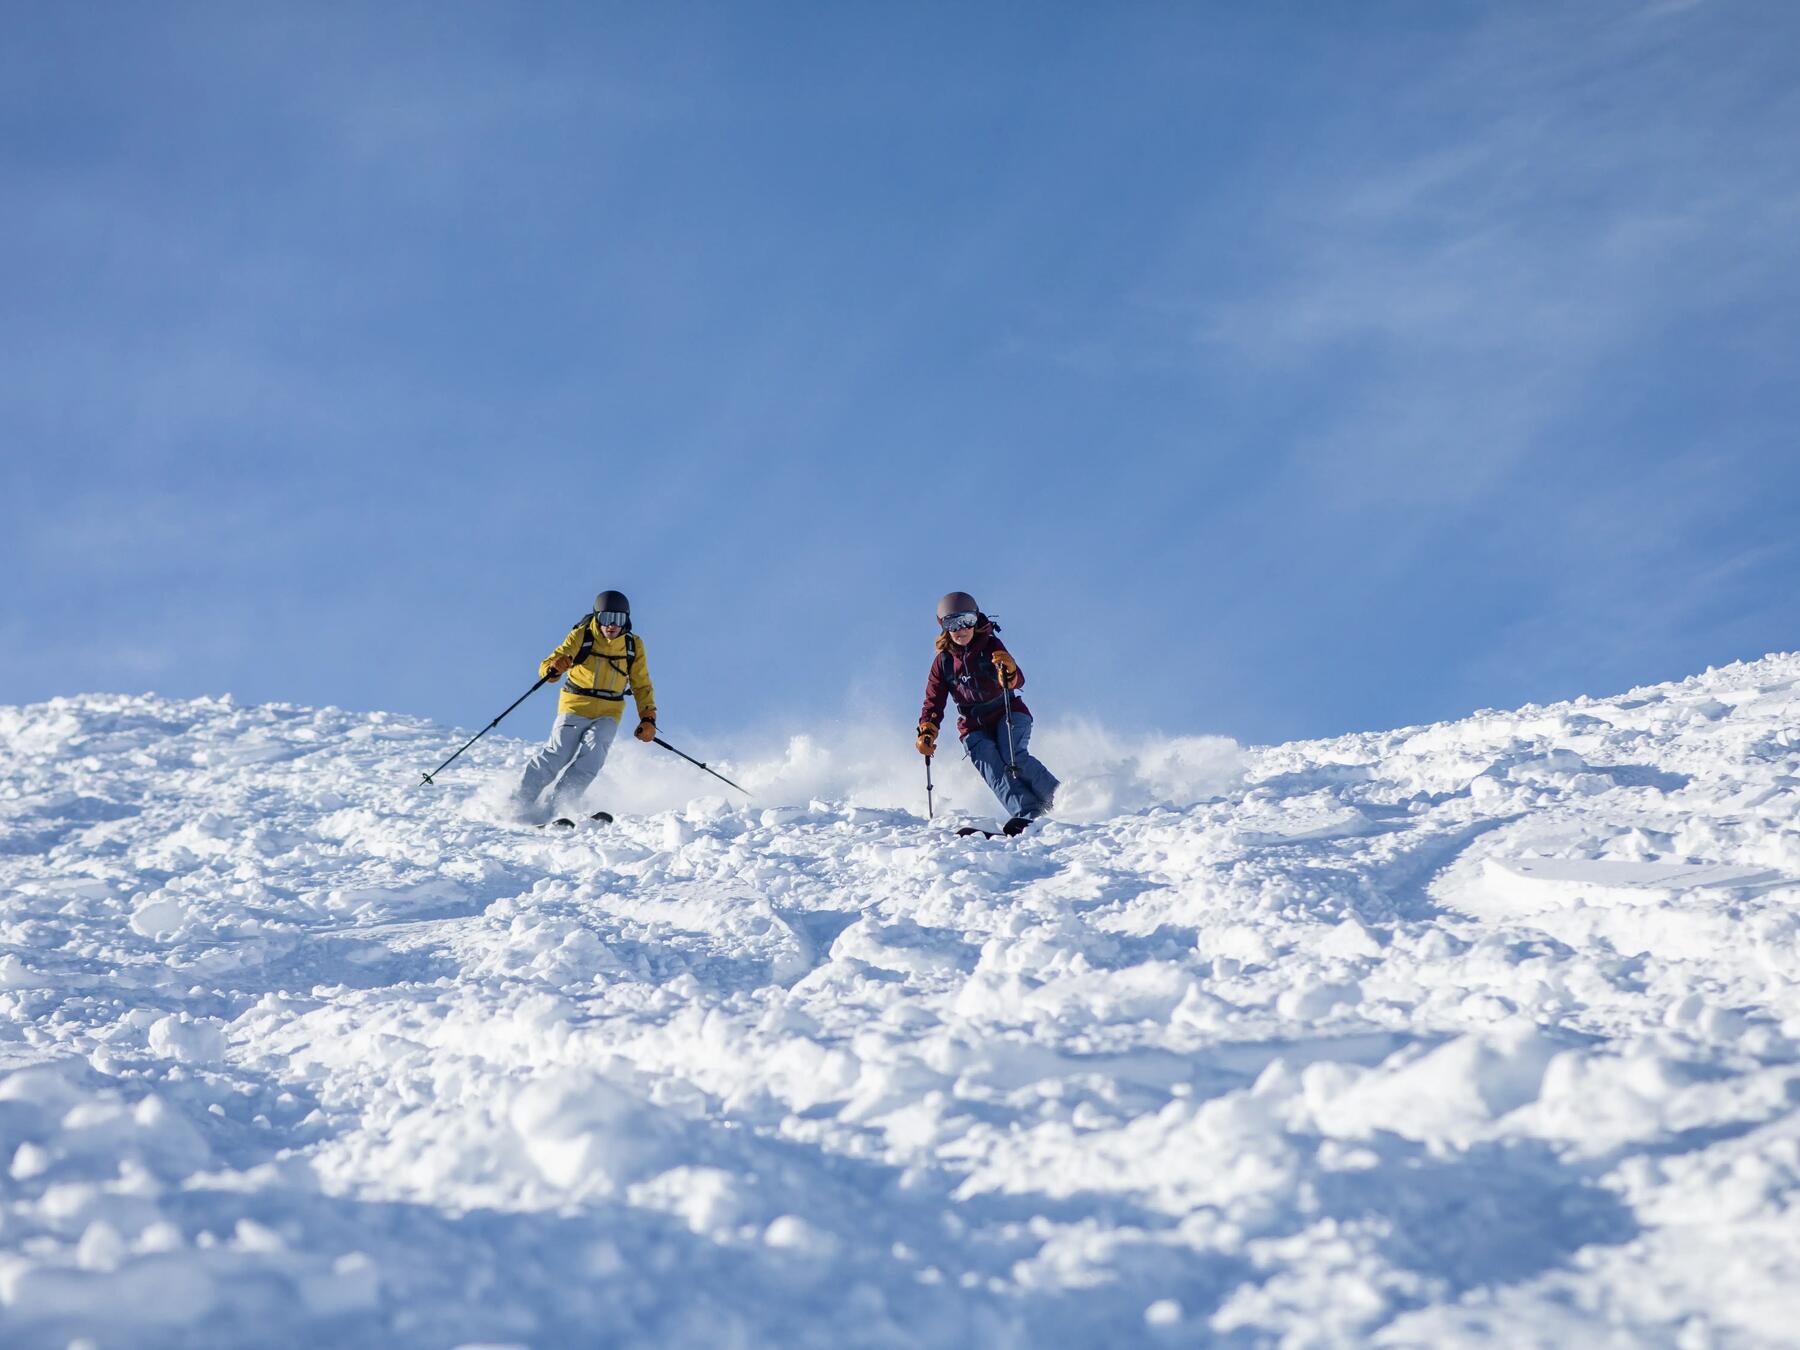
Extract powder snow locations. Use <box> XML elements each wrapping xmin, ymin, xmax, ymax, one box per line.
<box><xmin>1</xmin><ymin>656</ymin><xmax>1798</xmax><ymax>1346</ymax></box>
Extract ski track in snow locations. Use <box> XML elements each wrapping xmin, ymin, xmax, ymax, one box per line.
<box><xmin>2</xmin><ymin>659</ymin><xmax>1800</xmax><ymax>1347</ymax></box>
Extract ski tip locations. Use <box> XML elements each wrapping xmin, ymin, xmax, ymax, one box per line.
<box><xmin>535</xmin><ymin>813</ymin><xmax>612</xmax><ymax>830</ymax></box>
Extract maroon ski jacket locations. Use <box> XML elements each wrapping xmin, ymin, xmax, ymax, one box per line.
<box><xmin>919</xmin><ymin>621</ymin><xmax>1031</xmax><ymax>739</ymax></box>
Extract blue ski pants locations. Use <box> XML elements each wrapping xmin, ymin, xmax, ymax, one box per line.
<box><xmin>963</xmin><ymin>712</ymin><xmax>1058</xmax><ymax>820</ymax></box>
<box><xmin>515</xmin><ymin>713</ymin><xmax>619</xmax><ymax>817</ymax></box>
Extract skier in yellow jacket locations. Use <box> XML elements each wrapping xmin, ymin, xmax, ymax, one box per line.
<box><xmin>513</xmin><ymin>589</ymin><xmax>656</xmax><ymax>824</ymax></box>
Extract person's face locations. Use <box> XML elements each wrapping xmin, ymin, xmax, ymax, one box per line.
<box><xmin>600</xmin><ymin>624</ymin><xmax>623</xmax><ymax>639</ymax></box>
<box><xmin>950</xmin><ymin>626</ymin><xmax>975</xmax><ymax>647</ymax></box>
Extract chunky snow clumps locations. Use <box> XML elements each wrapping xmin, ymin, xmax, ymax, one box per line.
<box><xmin>1</xmin><ymin>657</ymin><xmax>1799</xmax><ymax>1345</ymax></box>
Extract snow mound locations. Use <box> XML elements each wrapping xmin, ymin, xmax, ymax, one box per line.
<box><xmin>2</xmin><ymin>656</ymin><xmax>1799</xmax><ymax>1345</ymax></box>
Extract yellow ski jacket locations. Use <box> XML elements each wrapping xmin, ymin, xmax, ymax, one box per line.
<box><xmin>540</xmin><ymin>620</ymin><xmax>657</xmax><ymax>722</ymax></box>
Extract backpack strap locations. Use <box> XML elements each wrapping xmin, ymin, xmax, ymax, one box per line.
<box><xmin>944</xmin><ymin>643</ymin><xmax>1006</xmax><ymax>725</ymax></box>
<box><xmin>563</xmin><ymin>625</ymin><xmax>636</xmax><ymax>700</ymax></box>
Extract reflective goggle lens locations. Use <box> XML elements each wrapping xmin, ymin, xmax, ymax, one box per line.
<box><xmin>595</xmin><ymin>611</ymin><xmax>629</xmax><ymax>627</ymax></box>
<box><xmin>939</xmin><ymin>611</ymin><xmax>979</xmax><ymax>632</ymax></box>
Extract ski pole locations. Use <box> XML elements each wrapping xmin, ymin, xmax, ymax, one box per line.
<box><xmin>925</xmin><ymin>753</ymin><xmax>935</xmax><ymax>819</ymax></box>
<box><xmin>420</xmin><ymin>675</ymin><xmax>550</xmax><ymax>785</ymax></box>
<box><xmin>999</xmin><ymin>679</ymin><xmax>1021</xmax><ymax>780</ymax></box>
<box><xmin>652</xmin><ymin>735</ymin><xmax>750</xmax><ymax>797</ymax></box>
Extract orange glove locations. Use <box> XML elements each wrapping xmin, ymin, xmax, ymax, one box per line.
<box><xmin>916</xmin><ymin>724</ymin><xmax>938</xmax><ymax>756</ymax></box>
<box><xmin>634</xmin><ymin>717</ymin><xmax>657</xmax><ymax>743</ymax></box>
<box><xmin>541</xmin><ymin>654</ymin><xmax>572</xmax><ymax>680</ymax></box>
<box><xmin>991</xmin><ymin>651</ymin><xmax>1020</xmax><ymax>688</ymax></box>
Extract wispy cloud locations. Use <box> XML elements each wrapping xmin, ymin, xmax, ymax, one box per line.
<box><xmin>1190</xmin><ymin>2</ymin><xmax>1800</xmax><ymax>494</ymax></box>
<box><xmin>971</xmin><ymin>0</ymin><xmax>1800</xmax><ymax>729</ymax></box>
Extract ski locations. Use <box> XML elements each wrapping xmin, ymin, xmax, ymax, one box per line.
<box><xmin>954</xmin><ymin>816</ymin><xmax>1032</xmax><ymax>840</ymax></box>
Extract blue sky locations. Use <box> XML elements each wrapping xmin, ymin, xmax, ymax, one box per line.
<box><xmin>5</xmin><ymin>1</ymin><xmax>1799</xmax><ymax>747</ymax></box>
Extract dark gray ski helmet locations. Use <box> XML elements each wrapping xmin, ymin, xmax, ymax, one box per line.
<box><xmin>937</xmin><ymin>591</ymin><xmax>980</xmax><ymax>619</ymax></box>
<box><xmin>594</xmin><ymin>590</ymin><xmax>630</xmax><ymax>615</ymax></box>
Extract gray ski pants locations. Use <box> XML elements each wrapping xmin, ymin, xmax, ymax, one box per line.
<box><xmin>515</xmin><ymin>712</ymin><xmax>620</xmax><ymax>816</ymax></box>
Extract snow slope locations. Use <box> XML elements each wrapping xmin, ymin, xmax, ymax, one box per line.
<box><xmin>2</xmin><ymin>657</ymin><xmax>1799</xmax><ymax>1347</ymax></box>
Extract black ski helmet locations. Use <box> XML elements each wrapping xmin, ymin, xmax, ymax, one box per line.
<box><xmin>937</xmin><ymin>591</ymin><xmax>980</xmax><ymax>620</ymax></box>
<box><xmin>594</xmin><ymin>591</ymin><xmax>632</xmax><ymax>631</ymax></box>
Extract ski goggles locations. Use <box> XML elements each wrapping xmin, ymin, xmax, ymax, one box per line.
<box><xmin>594</xmin><ymin>611</ymin><xmax>630</xmax><ymax>628</ymax></box>
<box><xmin>939</xmin><ymin>611</ymin><xmax>980</xmax><ymax>632</ymax></box>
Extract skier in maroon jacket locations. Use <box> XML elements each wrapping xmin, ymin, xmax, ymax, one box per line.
<box><xmin>917</xmin><ymin>591</ymin><xmax>1059</xmax><ymax>835</ymax></box>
